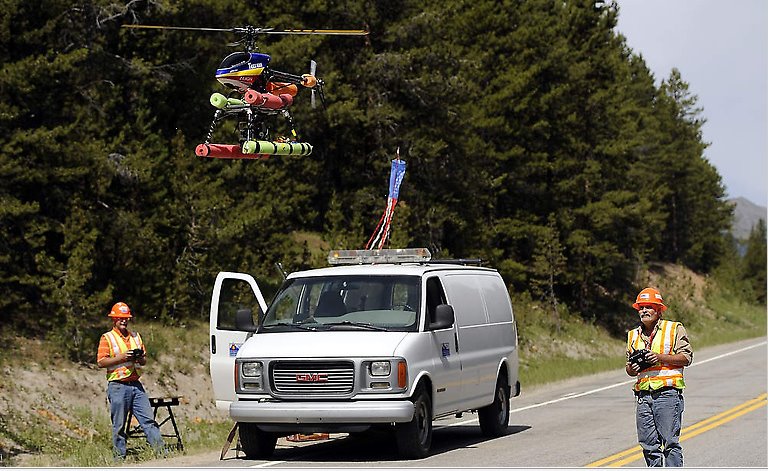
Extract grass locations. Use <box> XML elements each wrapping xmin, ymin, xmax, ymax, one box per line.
<box><xmin>0</xmin><ymin>318</ymin><xmax>229</xmax><ymax>468</ymax></box>
<box><xmin>689</xmin><ymin>293</ymin><xmax>767</xmax><ymax>347</ymax></box>
<box><xmin>521</xmin><ymin>355</ymin><xmax>625</xmax><ymax>387</ymax></box>
<box><xmin>3</xmin><ymin>407</ymin><xmax>234</xmax><ymax>467</ymax></box>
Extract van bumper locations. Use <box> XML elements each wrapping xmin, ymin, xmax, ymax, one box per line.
<box><xmin>230</xmin><ymin>400</ymin><xmax>415</xmax><ymax>424</ymax></box>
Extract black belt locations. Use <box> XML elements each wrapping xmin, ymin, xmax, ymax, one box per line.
<box><xmin>635</xmin><ymin>386</ymin><xmax>681</xmax><ymax>396</ymax></box>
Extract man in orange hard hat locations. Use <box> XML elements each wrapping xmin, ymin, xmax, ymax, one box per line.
<box><xmin>625</xmin><ymin>288</ymin><xmax>693</xmax><ymax>467</ymax></box>
<box><xmin>97</xmin><ymin>302</ymin><xmax>164</xmax><ymax>460</ymax></box>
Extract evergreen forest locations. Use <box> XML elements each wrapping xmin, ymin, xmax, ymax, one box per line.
<box><xmin>1</xmin><ymin>0</ymin><xmax>764</xmax><ymax>360</ymax></box>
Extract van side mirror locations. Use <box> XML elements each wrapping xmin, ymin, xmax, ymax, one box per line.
<box><xmin>430</xmin><ymin>304</ymin><xmax>455</xmax><ymax>330</ymax></box>
<box><xmin>235</xmin><ymin>308</ymin><xmax>257</xmax><ymax>332</ymax></box>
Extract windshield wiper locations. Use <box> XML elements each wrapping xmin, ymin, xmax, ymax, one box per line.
<box><xmin>261</xmin><ymin>322</ymin><xmax>317</xmax><ymax>331</ymax></box>
<box><xmin>322</xmin><ymin>321</ymin><xmax>388</xmax><ymax>331</ymax></box>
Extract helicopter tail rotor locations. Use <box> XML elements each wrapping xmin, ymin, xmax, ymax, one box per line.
<box><xmin>307</xmin><ymin>60</ymin><xmax>326</xmax><ymax>109</ymax></box>
<box><xmin>310</xmin><ymin>60</ymin><xmax>317</xmax><ymax>108</ymax></box>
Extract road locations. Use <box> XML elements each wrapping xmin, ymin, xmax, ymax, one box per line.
<box><xmin>143</xmin><ymin>337</ymin><xmax>767</xmax><ymax>468</ymax></box>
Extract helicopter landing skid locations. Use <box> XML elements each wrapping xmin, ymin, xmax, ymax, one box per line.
<box><xmin>201</xmin><ymin>103</ymin><xmax>301</xmax><ymax>155</ymax></box>
<box><xmin>195</xmin><ymin>140</ymin><xmax>312</xmax><ymax>159</ymax></box>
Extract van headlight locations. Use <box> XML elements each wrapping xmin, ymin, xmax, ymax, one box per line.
<box><xmin>242</xmin><ymin>361</ymin><xmax>263</xmax><ymax>377</ymax></box>
<box><xmin>369</xmin><ymin>361</ymin><xmax>391</xmax><ymax>376</ymax></box>
<box><xmin>238</xmin><ymin>361</ymin><xmax>264</xmax><ymax>392</ymax></box>
<box><xmin>363</xmin><ymin>359</ymin><xmax>407</xmax><ymax>392</ymax></box>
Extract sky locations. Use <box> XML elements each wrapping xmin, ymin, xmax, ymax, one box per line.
<box><xmin>615</xmin><ymin>0</ymin><xmax>767</xmax><ymax>207</ymax></box>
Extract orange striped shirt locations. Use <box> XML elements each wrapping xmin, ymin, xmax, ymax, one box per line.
<box><xmin>97</xmin><ymin>328</ymin><xmax>145</xmax><ymax>382</ymax></box>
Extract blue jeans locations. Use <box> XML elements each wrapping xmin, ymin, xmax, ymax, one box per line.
<box><xmin>107</xmin><ymin>380</ymin><xmax>164</xmax><ymax>458</ymax></box>
<box><xmin>636</xmin><ymin>388</ymin><xmax>684</xmax><ymax>467</ymax></box>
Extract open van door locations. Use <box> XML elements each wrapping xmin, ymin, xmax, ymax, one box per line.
<box><xmin>209</xmin><ymin>271</ymin><xmax>268</xmax><ymax>410</ymax></box>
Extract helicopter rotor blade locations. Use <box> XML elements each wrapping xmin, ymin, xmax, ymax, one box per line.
<box><xmin>121</xmin><ymin>24</ymin><xmax>237</xmax><ymax>33</ymax></box>
<box><xmin>122</xmin><ymin>25</ymin><xmax>368</xmax><ymax>36</ymax></box>
<box><xmin>261</xmin><ymin>29</ymin><xmax>369</xmax><ymax>36</ymax></box>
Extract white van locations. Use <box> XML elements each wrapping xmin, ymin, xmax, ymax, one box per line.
<box><xmin>209</xmin><ymin>248</ymin><xmax>520</xmax><ymax>459</ymax></box>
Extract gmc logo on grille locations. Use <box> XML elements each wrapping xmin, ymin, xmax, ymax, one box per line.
<box><xmin>296</xmin><ymin>373</ymin><xmax>329</xmax><ymax>382</ymax></box>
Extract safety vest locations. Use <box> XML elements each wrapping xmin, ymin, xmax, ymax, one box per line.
<box><xmin>627</xmin><ymin>319</ymin><xmax>686</xmax><ymax>392</ymax></box>
<box><xmin>103</xmin><ymin>329</ymin><xmax>144</xmax><ymax>382</ymax></box>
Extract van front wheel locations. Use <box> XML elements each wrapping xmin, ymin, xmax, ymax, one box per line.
<box><xmin>239</xmin><ymin>423</ymin><xmax>278</xmax><ymax>459</ymax></box>
<box><xmin>395</xmin><ymin>385</ymin><xmax>432</xmax><ymax>459</ymax></box>
<box><xmin>478</xmin><ymin>374</ymin><xmax>509</xmax><ymax>437</ymax></box>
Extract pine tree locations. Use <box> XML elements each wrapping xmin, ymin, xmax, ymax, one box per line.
<box><xmin>741</xmin><ymin>219</ymin><xmax>767</xmax><ymax>303</ymax></box>
<box><xmin>650</xmin><ymin>69</ymin><xmax>731</xmax><ymax>271</ymax></box>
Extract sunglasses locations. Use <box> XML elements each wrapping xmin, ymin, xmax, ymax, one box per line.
<box><xmin>637</xmin><ymin>305</ymin><xmax>657</xmax><ymax>312</ymax></box>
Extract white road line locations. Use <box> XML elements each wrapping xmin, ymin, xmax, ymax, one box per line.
<box><xmin>252</xmin><ymin>460</ymin><xmax>287</xmax><ymax>468</ymax></box>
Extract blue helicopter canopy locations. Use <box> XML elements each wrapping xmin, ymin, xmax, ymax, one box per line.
<box><xmin>216</xmin><ymin>52</ymin><xmax>271</xmax><ymax>76</ymax></box>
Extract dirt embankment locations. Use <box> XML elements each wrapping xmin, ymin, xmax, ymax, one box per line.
<box><xmin>0</xmin><ymin>334</ymin><xmax>227</xmax><ymax>463</ymax></box>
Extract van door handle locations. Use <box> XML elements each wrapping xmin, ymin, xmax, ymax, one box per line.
<box><xmin>211</xmin><ymin>335</ymin><xmax>216</xmax><ymax>354</ymax></box>
<box><xmin>454</xmin><ymin>332</ymin><xmax>459</xmax><ymax>353</ymax></box>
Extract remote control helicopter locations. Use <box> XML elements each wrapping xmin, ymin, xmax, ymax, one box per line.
<box><xmin>121</xmin><ymin>24</ymin><xmax>368</xmax><ymax>159</ymax></box>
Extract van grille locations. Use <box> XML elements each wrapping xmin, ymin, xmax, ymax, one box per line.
<box><xmin>271</xmin><ymin>360</ymin><xmax>354</xmax><ymax>396</ymax></box>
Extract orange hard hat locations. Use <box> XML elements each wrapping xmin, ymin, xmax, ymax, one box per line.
<box><xmin>632</xmin><ymin>287</ymin><xmax>667</xmax><ymax>312</ymax></box>
<box><xmin>108</xmin><ymin>302</ymin><xmax>133</xmax><ymax>318</ymax></box>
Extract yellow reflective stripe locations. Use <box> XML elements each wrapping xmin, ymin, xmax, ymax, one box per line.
<box><xmin>662</xmin><ymin>320</ymin><xmax>676</xmax><ymax>353</ymax></box>
<box><xmin>627</xmin><ymin>329</ymin><xmax>643</xmax><ymax>350</ymax></box>
<box><xmin>672</xmin><ymin>322</ymin><xmax>681</xmax><ymax>352</ymax></box>
<box><xmin>658</xmin><ymin>321</ymin><xmax>668</xmax><ymax>353</ymax></box>
<box><xmin>651</xmin><ymin>322</ymin><xmax>663</xmax><ymax>353</ymax></box>
<box><xmin>667</xmin><ymin>321</ymin><xmax>677</xmax><ymax>353</ymax></box>
<box><xmin>637</xmin><ymin>374</ymin><xmax>683</xmax><ymax>383</ymax></box>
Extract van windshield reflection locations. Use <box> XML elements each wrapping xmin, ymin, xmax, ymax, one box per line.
<box><xmin>261</xmin><ymin>275</ymin><xmax>421</xmax><ymax>332</ymax></box>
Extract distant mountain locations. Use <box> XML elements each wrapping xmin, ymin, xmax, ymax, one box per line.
<box><xmin>728</xmin><ymin>197</ymin><xmax>767</xmax><ymax>240</ymax></box>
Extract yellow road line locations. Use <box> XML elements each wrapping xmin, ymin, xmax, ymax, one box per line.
<box><xmin>586</xmin><ymin>393</ymin><xmax>767</xmax><ymax>467</ymax></box>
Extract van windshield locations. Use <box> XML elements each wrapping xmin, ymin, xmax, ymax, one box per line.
<box><xmin>261</xmin><ymin>275</ymin><xmax>421</xmax><ymax>332</ymax></box>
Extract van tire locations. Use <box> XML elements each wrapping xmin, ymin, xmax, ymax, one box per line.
<box><xmin>478</xmin><ymin>374</ymin><xmax>510</xmax><ymax>437</ymax></box>
<box><xmin>239</xmin><ymin>423</ymin><xmax>277</xmax><ymax>459</ymax></box>
<box><xmin>395</xmin><ymin>385</ymin><xmax>432</xmax><ymax>459</ymax></box>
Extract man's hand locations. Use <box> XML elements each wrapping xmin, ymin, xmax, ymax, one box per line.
<box><xmin>628</xmin><ymin>349</ymin><xmax>656</xmax><ymax>371</ymax></box>
<box><xmin>626</xmin><ymin>361</ymin><xmax>640</xmax><ymax>376</ymax></box>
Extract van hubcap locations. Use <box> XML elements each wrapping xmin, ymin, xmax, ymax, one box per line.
<box><xmin>416</xmin><ymin>401</ymin><xmax>428</xmax><ymax>443</ymax></box>
<box><xmin>496</xmin><ymin>385</ymin><xmax>508</xmax><ymax>421</ymax></box>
